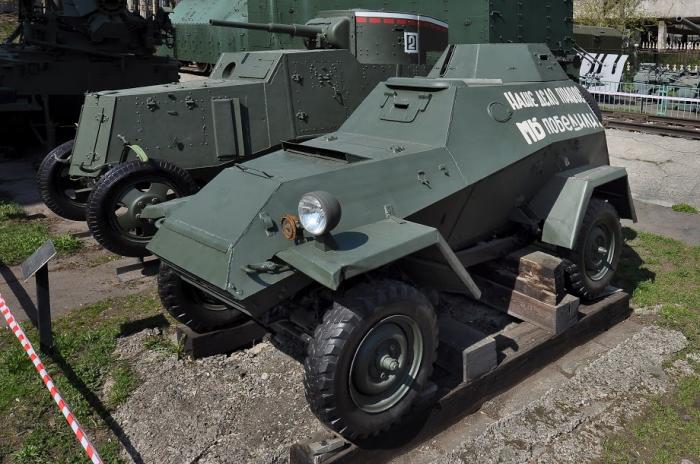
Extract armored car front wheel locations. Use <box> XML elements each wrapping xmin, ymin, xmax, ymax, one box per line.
<box><xmin>304</xmin><ymin>280</ymin><xmax>438</xmax><ymax>440</ymax></box>
<box><xmin>564</xmin><ymin>198</ymin><xmax>622</xmax><ymax>300</ymax></box>
<box><xmin>158</xmin><ymin>264</ymin><xmax>246</xmax><ymax>332</ymax></box>
<box><xmin>37</xmin><ymin>140</ymin><xmax>89</xmax><ymax>221</ymax></box>
<box><xmin>86</xmin><ymin>159</ymin><xmax>198</xmax><ymax>257</ymax></box>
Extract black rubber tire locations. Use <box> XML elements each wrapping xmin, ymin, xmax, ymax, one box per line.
<box><xmin>158</xmin><ymin>264</ymin><xmax>246</xmax><ymax>332</ymax></box>
<box><xmin>304</xmin><ymin>280</ymin><xmax>438</xmax><ymax>440</ymax></box>
<box><xmin>564</xmin><ymin>198</ymin><xmax>622</xmax><ymax>300</ymax></box>
<box><xmin>577</xmin><ymin>83</ymin><xmax>603</xmax><ymax>123</ymax></box>
<box><xmin>36</xmin><ymin>140</ymin><xmax>88</xmax><ymax>221</ymax></box>
<box><xmin>86</xmin><ymin>159</ymin><xmax>198</xmax><ymax>257</ymax></box>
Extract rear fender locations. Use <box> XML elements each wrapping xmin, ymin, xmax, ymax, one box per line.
<box><xmin>529</xmin><ymin>165</ymin><xmax>636</xmax><ymax>250</ymax></box>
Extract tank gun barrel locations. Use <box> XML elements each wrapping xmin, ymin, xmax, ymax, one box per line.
<box><xmin>209</xmin><ymin>19</ymin><xmax>324</xmax><ymax>39</ymax></box>
<box><xmin>676</xmin><ymin>17</ymin><xmax>700</xmax><ymax>35</ymax></box>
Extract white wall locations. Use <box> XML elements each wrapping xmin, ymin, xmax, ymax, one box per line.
<box><xmin>640</xmin><ymin>0</ymin><xmax>700</xmax><ymax>19</ymax></box>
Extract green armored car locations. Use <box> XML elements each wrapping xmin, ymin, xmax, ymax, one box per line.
<box><xmin>143</xmin><ymin>40</ymin><xmax>635</xmax><ymax>438</ymax></box>
<box><xmin>37</xmin><ymin>9</ymin><xmax>448</xmax><ymax>257</ymax></box>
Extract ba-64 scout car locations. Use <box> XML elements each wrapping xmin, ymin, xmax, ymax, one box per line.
<box><xmin>141</xmin><ymin>38</ymin><xmax>635</xmax><ymax>438</ymax></box>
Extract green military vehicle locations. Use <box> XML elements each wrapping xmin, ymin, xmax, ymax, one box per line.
<box><xmin>159</xmin><ymin>0</ymin><xmax>451</xmax><ymax>72</ymax></box>
<box><xmin>37</xmin><ymin>9</ymin><xmax>448</xmax><ymax>257</ymax></box>
<box><xmin>0</xmin><ymin>0</ymin><xmax>179</xmax><ymax>147</ymax></box>
<box><xmin>141</xmin><ymin>1</ymin><xmax>635</xmax><ymax>439</ymax></box>
<box><xmin>574</xmin><ymin>25</ymin><xmax>623</xmax><ymax>54</ymax></box>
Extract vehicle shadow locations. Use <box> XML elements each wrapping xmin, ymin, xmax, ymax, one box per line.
<box><xmin>613</xmin><ymin>227</ymin><xmax>656</xmax><ymax>298</ymax></box>
<box><xmin>0</xmin><ymin>261</ymin><xmax>38</xmax><ymax>323</ymax></box>
<box><xmin>47</xmin><ymin>349</ymin><xmax>146</xmax><ymax>464</ymax></box>
<box><xmin>0</xmin><ymin>261</ymin><xmax>146</xmax><ymax>462</ymax></box>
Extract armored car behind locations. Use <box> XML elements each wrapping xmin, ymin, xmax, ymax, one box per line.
<box><xmin>37</xmin><ymin>9</ymin><xmax>448</xmax><ymax>257</ymax></box>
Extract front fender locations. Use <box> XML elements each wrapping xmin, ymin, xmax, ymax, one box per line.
<box><xmin>276</xmin><ymin>218</ymin><xmax>440</xmax><ymax>291</ymax></box>
<box><xmin>529</xmin><ymin>165</ymin><xmax>637</xmax><ymax>250</ymax></box>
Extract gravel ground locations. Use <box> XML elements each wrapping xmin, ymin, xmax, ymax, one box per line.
<box><xmin>111</xmin><ymin>314</ymin><xmax>690</xmax><ymax>464</ymax></box>
<box><xmin>113</xmin><ymin>330</ymin><xmax>324</xmax><ymax>464</ymax></box>
<box><xmin>434</xmin><ymin>326</ymin><xmax>689</xmax><ymax>464</ymax></box>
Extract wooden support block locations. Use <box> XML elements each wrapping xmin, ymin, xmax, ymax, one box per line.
<box><xmin>481</xmin><ymin>250</ymin><xmax>566</xmax><ymax>304</ymax></box>
<box><xmin>437</xmin><ymin>317</ymin><xmax>497</xmax><ymax>382</ymax></box>
<box><xmin>473</xmin><ymin>275</ymin><xmax>579</xmax><ymax>335</ymax></box>
<box><xmin>176</xmin><ymin>320</ymin><xmax>268</xmax><ymax>359</ymax></box>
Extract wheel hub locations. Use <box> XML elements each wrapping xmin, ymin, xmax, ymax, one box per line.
<box><xmin>584</xmin><ymin>223</ymin><xmax>615</xmax><ymax>281</ymax></box>
<box><xmin>349</xmin><ymin>314</ymin><xmax>423</xmax><ymax>413</ymax></box>
<box><xmin>111</xmin><ymin>180</ymin><xmax>173</xmax><ymax>240</ymax></box>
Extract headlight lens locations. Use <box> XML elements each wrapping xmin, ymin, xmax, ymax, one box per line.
<box><xmin>298</xmin><ymin>191</ymin><xmax>341</xmax><ymax>236</ymax></box>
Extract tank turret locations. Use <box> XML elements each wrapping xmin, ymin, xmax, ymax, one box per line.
<box><xmin>210</xmin><ymin>10</ymin><xmax>448</xmax><ymax>66</ymax></box>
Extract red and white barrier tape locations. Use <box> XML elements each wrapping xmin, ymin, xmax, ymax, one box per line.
<box><xmin>0</xmin><ymin>294</ymin><xmax>102</xmax><ymax>464</ymax></box>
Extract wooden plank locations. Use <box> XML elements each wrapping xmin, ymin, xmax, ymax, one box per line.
<box><xmin>474</xmin><ymin>266</ymin><xmax>559</xmax><ymax>306</ymax></box>
<box><xmin>437</xmin><ymin>317</ymin><xmax>497</xmax><ymax>382</ymax></box>
<box><xmin>473</xmin><ymin>275</ymin><xmax>579</xmax><ymax>335</ymax></box>
<box><xmin>481</xmin><ymin>250</ymin><xmax>566</xmax><ymax>304</ymax></box>
<box><xmin>176</xmin><ymin>320</ymin><xmax>267</xmax><ymax>359</ymax></box>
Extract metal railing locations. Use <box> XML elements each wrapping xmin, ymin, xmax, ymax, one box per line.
<box><xmin>581</xmin><ymin>79</ymin><xmax>700</xmax><ymax>121</ymax></box>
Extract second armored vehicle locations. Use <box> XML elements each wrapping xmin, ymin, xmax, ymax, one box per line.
<box><xmin>37</xmin><ymin>9</ymin><xmax>448</xmax><ymax>257</ymax></box>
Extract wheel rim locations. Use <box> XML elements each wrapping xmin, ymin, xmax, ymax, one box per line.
<box><xmin>54</xmin><ymin>156</ymin><xmax>89</xmax><ymax>208</ymax></box>
<box><xmin>184</xmin><ymin>283</ymin><xmax>228</xmax><ymax>312</ymax></box>
<box><xmin>349</xmin><ymin>313</ymin><xmax>423</xmax><ymax>414</ymax></box>
<box><xmin>108</xmin><ymin>176</ymin><xmax>178</xmax><ymax>244</ymax></box>
<box><xmin>583</xmin><ymin>221</ymin><xmax>616</xmax><ymax>281</ymax></box>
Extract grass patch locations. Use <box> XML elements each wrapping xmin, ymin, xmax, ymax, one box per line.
<box><xmin>672</xmin><ymin>203</ymin><xmax>699</xmax><ymax>215</ymax></box>
<box><xmin>602</xmin><ymin>375</ymin><xmax>700</xmax><ymax>463</ymax></box>
<box><xmin>0</xmin><ymin>293</ymin><xmax>163</xmax><ymax>463</ymax></box>
<box><xmin>142</xmin><ymin>332</ymin><xmax>180</xmax><ymax>356</ymax></box>
<box><xmin>0</xmin><ymin>201</ymin><xmax>25</xmax><ymax>221</ymax></box>
<box><xmin>602</xmin><ymin>229</ymin><xmax>700</xmax><ymax>461</ymax></box>
<box><xmin>0</xmin><ymin>201</ymin><xmax>82</xmax><ymax>265</ymax></box>
<box><xmin>0</xmin><ymin>13</ymin><xmax>17</xmax><ymax>40</ymax></box>
<box><xmin>106</xmin><ymin>363</ymin><xmax>137</xmax><ymax>408</ymax></box>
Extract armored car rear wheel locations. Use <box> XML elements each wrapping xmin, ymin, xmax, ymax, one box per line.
<box><xmin>564</xmin><ymin>198</ymin><xmax>622</xmax><ymax>300</ymax></box>
<box><xmin>304</xmin><ymin>280</ymin><xmax>438</xmax><ymax>440</ymax></box>
<box><xmin>37</xmin><ymin>140</ymin><xmax>89</xmax><ymax>221</ymax></box>
<box><xmin>86</xmin><ymin>159</ymin><xmax>198</xmax><ymax>257</ymax></box>
<box><xmin>158</xmin><ymin>264</ymin><xmax>246</xmax><ymax>332</ymax></box>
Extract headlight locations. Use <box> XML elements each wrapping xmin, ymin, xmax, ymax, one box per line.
<box><xmin>298</xmin><ymin>191</ymin><xmax>342</xmax><ymax>236</ymax></box>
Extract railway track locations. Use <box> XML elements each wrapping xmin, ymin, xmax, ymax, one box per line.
<box><xmin>603</xmin><ymin>111</ymin><xmax>700</xmax><ymax>140</ymax></box>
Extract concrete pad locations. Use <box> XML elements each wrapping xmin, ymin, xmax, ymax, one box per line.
<box><xmin>432</xmin><ymin>326</ymin><xmax>688</xmax><ymax>464</ymax></box>
<box><xmin>607</xmin><ymin>129</ymin><xmax>700</xmax><ymax>208</ymax></box>
<box><xmin>390</xmin><ymin>315</ymin><xmax>646</xmax><ymax>464</ymax></box>
<box><xmin>591</xmin><ymin>318</ymin><xmax>646</xmax><ymax>349</ymax></box>
<box><xmin>0</xmin><ymin>160</ymin><xmax>43</xmax><ymax>211</ymax></box>
<box><xmin>625</xmin><ymin>199</ymin><xmax>700</xmax><ymax>246</ymax></box>
<box><xmin>0</xmin><ymin>256</ymin><xmax>156</xmax><ymax>323</ymax></box>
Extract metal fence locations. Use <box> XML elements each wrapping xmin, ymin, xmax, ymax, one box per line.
<box><xmin>581</xmin><ymin>79</ymin><xmax>700</xmax><ymax>121</ymax></box>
